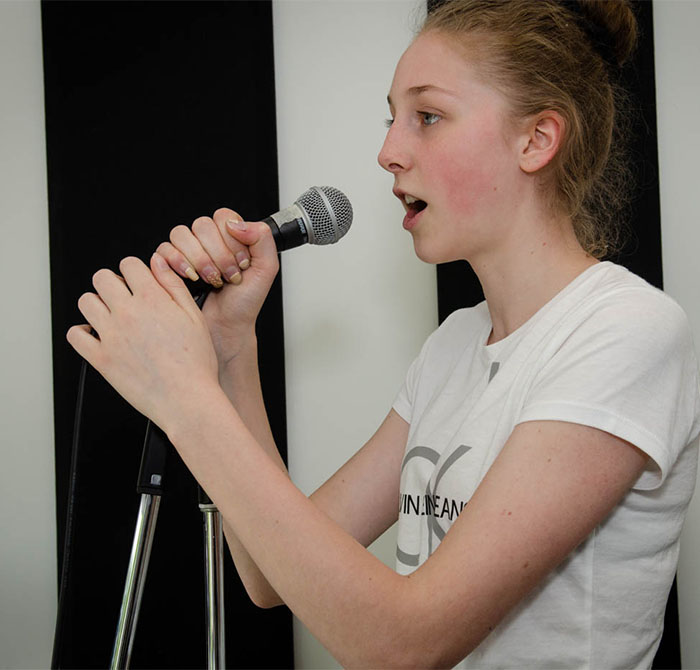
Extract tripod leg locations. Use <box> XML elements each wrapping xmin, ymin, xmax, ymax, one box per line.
<box><xmin>201</xmin><ymin>504</ymin><xmax>226</xmax><ymax>669</ymax></box>
<box><xmin>111</xmin><ymin>493</ymin><xmax>161</xmax><ymax>669</ymax></box>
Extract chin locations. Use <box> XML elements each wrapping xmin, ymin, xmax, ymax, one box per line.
<box><xmin>412</xmin><ymin>238</ymin><xmax>460</xmax><ymax>265</ymax></box>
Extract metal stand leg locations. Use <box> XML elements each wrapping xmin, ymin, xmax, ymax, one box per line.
<box><xmin>110</xmin><ymin>493</ymin><xmax>161</xmax><ymax>669</ymax></box>
<box><xmin>201</xmin><ymin>502</ymin><xmax>226</xmax><ymax>669</ymax></box>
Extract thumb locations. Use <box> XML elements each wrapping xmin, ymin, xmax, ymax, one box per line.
<box><xmin>225</xmin><ymin>219</ymin><xmax>279</xmax><ymax>271</ymax></box>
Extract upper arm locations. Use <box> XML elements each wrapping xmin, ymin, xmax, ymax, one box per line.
<box><xmin>311</xmin><ymin>408</ymin><xmax>409</xmax><ymax>548</ymax></box>
<box><xmin>403</xmin><ymin>419</ymin><xmax>648</xmax><ymax>667</ymax></box>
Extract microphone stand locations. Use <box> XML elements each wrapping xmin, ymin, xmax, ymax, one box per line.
<box><xmin>109</xmin><ymin>423</ymin><xmax>226</xmax><ymax>669</ymax></box>
<box><xmin>110</xmin><ymin>289</ymin><xmax>225</xmax><ymax>669</ymax></box>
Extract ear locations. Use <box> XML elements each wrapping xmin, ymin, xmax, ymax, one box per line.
<box><xmin>518</xmin><ymin>111</ymin><xmax>565</xmax><ymax>174</ymax></box>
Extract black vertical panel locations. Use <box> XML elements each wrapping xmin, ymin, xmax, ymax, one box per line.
<box><xmin>43</xmin><ymin>2</ymin><xmax>292</xmax><ymax>667</ymax></box>
<box><xmin>426</xmin><ymin>1</ymin><xmax>679</xmax><ymax>668</ymax></box>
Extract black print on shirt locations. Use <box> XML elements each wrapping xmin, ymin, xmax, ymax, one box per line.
<box><xmin>396</xmin><ymin>444</ymin><xmax>472</xmax><ymax>567</ymax></box>
<box><xmin>399</xmin><ymin>492</ymin><xmax>468</xmax><ymax>521</ymax></box>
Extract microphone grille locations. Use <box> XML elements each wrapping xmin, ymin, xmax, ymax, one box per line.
<box><xmin>296</xmin><ymin>186</ymin><xmax>353</xmax><ymax>245</ymax></box>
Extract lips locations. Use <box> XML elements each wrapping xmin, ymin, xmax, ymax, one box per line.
<box><xmin>394</xmin><ymin>189</ymin><xmax>428</xmax><ymax>230</ymax></box>
<box><xmin>394</xmin><ymin>189</ymin><xmax>428</xmax><ymax>214</ymax></box>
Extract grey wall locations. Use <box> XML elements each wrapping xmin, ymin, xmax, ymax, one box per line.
<box><xmin>0</xmin><ymin>1</ymin><xmax>56</xmax><ymax>667</ymax></box>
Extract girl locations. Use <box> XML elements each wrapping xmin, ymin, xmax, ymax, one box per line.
<box><xmin>68</xmin><ymin>1</ymin><xmax>700</xmax><ymax>667</ymax></box>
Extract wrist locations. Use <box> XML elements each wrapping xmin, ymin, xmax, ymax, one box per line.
<box><xmin>211</xmin><ymin>326</ymin><xmax>258</xmax><ymax>370</ymax></box>
<box><xmin>163</xmin><ymin>381</ymin><xmax>232</xmax><ymax>448</ymax></box>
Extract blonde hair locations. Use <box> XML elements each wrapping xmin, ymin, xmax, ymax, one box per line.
<box><xmin>422</xmin><ymin>0</ymin><xmax>639</xmax><ymax>258</ymax></box>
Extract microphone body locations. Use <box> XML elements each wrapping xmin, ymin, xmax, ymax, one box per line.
<box><xmin>263</xmin><ymin>186</ymin><xmax>353</xmax><ymax>252</ymax></box>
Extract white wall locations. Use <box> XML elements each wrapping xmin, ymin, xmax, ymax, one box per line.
<box><xmin>272</xmin><ymin>1</ymin><xmax>435</xmax><ymax>667</ymax></box>
<box><xmin>0</xmin><ymin>1</ymin><xmax>57</xmax><ymax>668</ymax></box>
<box><xmin>653</xmin><ymin>1</ymin><xmax>700</xmax><ymax>667</ymax></box>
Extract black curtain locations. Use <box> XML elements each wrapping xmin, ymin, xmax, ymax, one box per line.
<box><xmin>427</xmin><ymin>1</ymin><xmax>680</xmax><ymax>668</ymax></box>
<box><xmin>43</xmin><ymin>2</ymin><xmax>292</xmax><ymax>667</ymax></box>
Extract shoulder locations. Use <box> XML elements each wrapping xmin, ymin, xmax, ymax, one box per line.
<box><xmin>565</xmin><ymin>262</ymin><xmax>693</xmax><ymax>353</ymax></box>
<box><xmin>404</xmin><ymin>301</ymin><xmax>490</xmax><ymax>385</ymax></box>
<box><xmin>426</xmin><ymin>301</ymin><xmax>491</xmax><ymax>350</ymax></box>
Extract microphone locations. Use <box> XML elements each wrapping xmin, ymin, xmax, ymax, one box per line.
<box><xmin>263</xmin><ymin>186</ymin><xmax>353</xmax><ymax>251</ymax></box>
<box><xmin>192</xmin><ymin>186</ymin><xmax>352</xmax><ymax>305</ymax></box>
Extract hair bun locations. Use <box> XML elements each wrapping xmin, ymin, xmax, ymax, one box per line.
<box><xmin>577</xmin><ymin>0</ymin><xmax>638</xmax><ymax>67</ymax></box>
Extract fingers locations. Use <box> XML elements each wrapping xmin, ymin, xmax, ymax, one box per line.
<box><xmin>77</xmin><ymin>291</ymin><xmax>109</xmax><ymax>334</ymax></box>
<box><xmin>212</xmin><ymin>208</ymin><xmax>253</xmax><ymax>270</ymax></box>
<box><xmin>223</xmin><ymin>218</ymin><xmax>280</xmax><ymax>275</ymax></box>
<box><xmin>66</xmin><ymin>323</ymin><xmax>101</xmax><ymax>365</ymax></box>
<box><xmin>166</xmin><ymin>213</ymin><xmax>251</xmax><ymax>288</ymax></box>
<box><xmin>92</xmin><ymin>265</ymin><xmax>132</xmax><ymax>305</ymax></box>
<box><xmin>116</xmin><ymin>256</ymin><xmax>196</xmax><ymax>316</ymax></box>
<box><xmin>149</xmin><ymin>252</ymin><xmax>202</xmax><ymax>318</ymax></box>
<box><xmin>155</xmin><ymin>241</ymin><xmax>201</xmax><ymax>282</ymax></box>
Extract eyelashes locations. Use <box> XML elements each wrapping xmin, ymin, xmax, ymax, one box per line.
<box><xmin>383</xmin><ymin>112</ymin><xmax>441</xmax><ymax>129</ymax></box>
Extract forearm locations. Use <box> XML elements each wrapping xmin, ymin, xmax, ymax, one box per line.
<box><xmin>217</xmin><ymin>330</ymin><xmax>286</xmax><ymax>470</ymax></box>
<box><xmin>165</xmin><ymin>392</ymin><xmax>425</xmax><ymax>667</ymax></box>
<box><xmin>215</xmin><ymin>330</ymin><xmax>289</xmax><ymax>606</ymax></box>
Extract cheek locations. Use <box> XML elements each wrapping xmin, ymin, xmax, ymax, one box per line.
<box><xmin>437</xmin><ymin>152</ymin><xmax>504</xmax><ymax>217</ymax></box>
<box><xmin>434</xmin><ymin>127</ymin><xmax>511</xmax><ymax>211</ymax></box>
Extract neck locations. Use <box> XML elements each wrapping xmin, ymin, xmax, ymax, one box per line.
<box><xmin>471</xmin><ymin>214</ymin><xmax>597</xmax><ymax>345</ymax></box>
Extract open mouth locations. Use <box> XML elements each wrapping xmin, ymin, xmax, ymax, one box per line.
<box><xmin>404</xmin><ymin>194</ymin><xmax>428</xmax><ymax>214</ymax></box>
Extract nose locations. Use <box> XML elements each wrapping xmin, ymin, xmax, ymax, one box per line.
<box><xmin>378</xmin><ymin>123</ymin><xmax>409</xmax><ymax>174</ymax></box>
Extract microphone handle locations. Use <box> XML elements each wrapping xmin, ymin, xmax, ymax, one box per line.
<box><xmin>264</xmin><ymin>208</ymin><xmax>309</xmax><ymax>252</ymax></box>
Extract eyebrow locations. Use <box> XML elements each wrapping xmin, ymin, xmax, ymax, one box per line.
<box><xmin>387</xmin><ymin>84</ymin><xmax>457</xmax><ymax>107</ymax></box>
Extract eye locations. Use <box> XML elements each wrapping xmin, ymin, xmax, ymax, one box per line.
<box><xmin>420</xmin><ymin>112</ymin><xmax>441</xmax><ymax>126</ymax></box>
<box><xmin>384</xmin><ymin>118</ymin><xmax>394</xmax><ymax>128</ymax></box>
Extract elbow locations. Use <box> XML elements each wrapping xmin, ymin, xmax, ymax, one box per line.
<box><xmin>236</xmin><ymin>573</ymin><xmax>284</xmax><ymax>609</ymax></box>
<box><xmin>251</xmin><ymin>594</ymin><xmax>283</xmax><ymax>610</ymax></box>
<box><xmin>246</xmin><ymin>583</ymin><xmax>284</xmax><ymax>610</ymax></box>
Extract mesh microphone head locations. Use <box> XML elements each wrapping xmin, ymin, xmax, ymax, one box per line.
<box><xmin>295</xmin><ymin>186</ymin><xmax>353</xmax><ymax>245</ymax></box>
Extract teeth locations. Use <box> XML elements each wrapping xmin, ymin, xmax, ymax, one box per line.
<box><xmin>404</xmin><ymin>194</ymin><xmax>418</xmax><ymax>205</ymax></box>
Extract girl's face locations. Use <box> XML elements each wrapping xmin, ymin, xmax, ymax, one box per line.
<box><xmin>378</xmin><ymin>31</ymin><xmax>527</xmax><ymax>264</ymax></box>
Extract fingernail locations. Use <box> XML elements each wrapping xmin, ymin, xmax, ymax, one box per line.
<box><xmin>226</xmin><ymin>218</ymin><xmax>247</xmax><ymax>232</ymax></box>
<box><xmin>229</xmin><ymin>272</ymin><xmax>242</xmax><ymax>285</ymax></box>
<box><xmin>184</xmin><ymin>266</ymin><xmax>200</xmax><ymax>281</ymax></box>
<box><xmin>224</xmin><ymin>266</ymin><xmax>239</xmax><ymax>283</ymax></box>
<box><xmin>237</xmin><ymin>254</ymin><xmax>250</xmax><ymax>270</ymax></box>
<box><xmin>204</xmin><ymin>266</ymin><xmax>223</xmax><ymax>288</ymax></box>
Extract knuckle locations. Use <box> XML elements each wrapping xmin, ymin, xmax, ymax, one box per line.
<box><xmin>92</xmin><ymin>268</ymin><xmax>111</xmax><ymax>285</ymax></box>
<box><xmin>77</xmin><ymin>292</ymin><xmax>92</xmax><ymax>309</ymax></box>
<box><xmin>256</xmin><ymin>221</ymin><xmax>273</xmax><ymax>239</ymax></box>
<box><xmin>156</xmin><ymin>241</ymin><xmax>173</xmax><ymax>256</ymax></box>
<box><xmin>119</xmin><ymin>256</ymin><xmax>139</xmax><ymax>272</ymax></box>
<box><xmin>170</xmin><ymin>224</ymin><xmax>192</xmax><ymax>243</ymax></box>
<box><xmin>214</xmin><ymin>207</ymin><xmax>242</xmax><ymax>221</ymax></box>
<box><xmin>192</xmin><ymin>216</ymin><xmax>215</xmax><ymax>235</ymax></box>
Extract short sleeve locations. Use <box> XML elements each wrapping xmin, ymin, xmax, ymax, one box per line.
<box><xmin>392</xmin><ymin>305</ymin><xmax>490</xmax><ymax>425</ymax></box>
<box><xmin>393</xmin><ymin>332</ymin><xmax>434</xmax><ymax>423</ymax></box>
<box><xmin>519</xmin><ymin>289</ymin><xmax>700</xmax><ymax>490</ymax></box>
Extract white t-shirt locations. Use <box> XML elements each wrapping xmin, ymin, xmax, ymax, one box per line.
<box><xmin>393</xmin><ymin>262</ymin><xmax>700</xmax><ymax>669</ymax></box>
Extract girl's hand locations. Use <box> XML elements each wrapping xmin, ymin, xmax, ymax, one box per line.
<box><xmin>66</xmin><ymin>253</ymin><xmax>221</xmax><ymax>434</ymax></box>
<box><xmin>155</xmin><ymin>208</ymin><xmax>280</xmax><ymax>363</ymax></box>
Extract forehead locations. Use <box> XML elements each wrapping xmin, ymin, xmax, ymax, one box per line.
<box><xmin>389</xmin><ymin>31</ymin><xmax>481</xmax><ymax>100</ymax></box>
